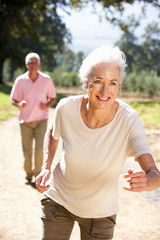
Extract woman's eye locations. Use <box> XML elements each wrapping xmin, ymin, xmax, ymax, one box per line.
<box><xmin>94</xmin><ymin>80</ymin><xmax>101</xmax><ymax>84</ymax></box>
<box><xmin>111</xmin><ymin>82</ymin><xmax>116</xmax><ymax>86</ymax></box>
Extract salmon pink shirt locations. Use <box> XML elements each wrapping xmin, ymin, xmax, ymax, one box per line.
<box><xmin>10</xmin><ymin>71</ymin><xmax>56</xmax><ymax>123</ymax></box>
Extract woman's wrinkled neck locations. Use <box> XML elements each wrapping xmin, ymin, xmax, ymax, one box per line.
<box><xmin>80</xmin><ymin>96</ymin><xmax>119</xmax><ymax>129</ymax></box>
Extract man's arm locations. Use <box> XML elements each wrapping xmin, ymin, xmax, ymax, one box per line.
<box><xmin>123</xmin><ymin>153</ymin><xmax>160</xmax><ymax>192</ymax></box>
<box><xmin>11</xmin><ymin>99</ymin><xmax>27</xmax><ymax>108</ymax></box>
<box><xmin>46</xmin><ymin>97</ymin><xmax>56</xmax><ymax>107</ymax></box>
<box><xmin>39</xmin><ymin>97</ymin><xmax>56</xmax><ymax>110</ymax></box>
<box><xmin>35</xmin><ymin>126</ymin><xmax>59</xmax><ymax>193</ymax></box>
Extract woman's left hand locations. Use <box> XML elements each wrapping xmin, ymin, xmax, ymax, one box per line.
<box><xmin>123</xmin><ymin>169</ymin><xmax>148</xmax><ymax>192</ymax></box>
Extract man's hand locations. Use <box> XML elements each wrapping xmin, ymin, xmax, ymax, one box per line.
<box><xmin>39</xmin><ymin>98</ymin><xmax>56</xmax><ymax>110</ymax></box>
<box><xmin>35</xmin><ymin>169</ymin><xmax>51</xmax><ymax>193</ymax></box>
<box><xmin>39</xmin><ymin>102</ymin><xmax>48</xmax><ymax>111</ymax></box>
<box><xmin>123</xmin><ymin>168</ymin><xmax>148</xmax><ymax>192</ymax></box>
<box><xmin>11</xmin><ymin>99</ymin><xmax>28</xmax><ymax>108</ymax></box>
<box><xmin>18</xmin><ymin>100</ymin><xmax>28</xmax><ymax>108</ymax></box>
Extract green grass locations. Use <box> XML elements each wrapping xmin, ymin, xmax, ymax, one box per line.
<box><xmin>0</xmin><ymin>84</ymin><xmax>16</xmax><ymax>121</ymax></box>
<box><xmin>52</xmin><ymin>93</ymin><xmax>66</xmax><ymax>108</ymax></box>
<box><xmin>129</xmin><ymin>102</ymin><xmax>160</xmax><ymax>128</ymax></box>
<box><xmin>1</xmin><ymin>83</ymin><xmax>160</xmax><ymax>128</ymax></box>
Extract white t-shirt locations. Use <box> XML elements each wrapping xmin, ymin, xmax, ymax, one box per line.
<box><xmin>45</xmin><ymin>95</ymin><xmax>151</xmax><ymax>218</ymax></box>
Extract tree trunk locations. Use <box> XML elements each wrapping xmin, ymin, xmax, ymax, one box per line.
<box><xmin>9</xmin><ymin>65</ymin><xmax>17</xmax><ymax>82</ymax></box>
<box><xmin>0</xmin><ymin>60</ymin><xmax>4</xmax><ymax>84</ymax></box>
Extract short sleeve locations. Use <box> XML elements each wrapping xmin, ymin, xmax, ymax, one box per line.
<box><xmin>127</xmin><ymin>114</ymin><xmax>151</xmax><ymax>159</ymax></box>
<box><xmin>52</xmin><ymin>102</ymin><xmax>62</xmax><ymax>140</ymax></box>
<box><xmin>47</xmin><ymin>78</ymin><xmax>56</xmax><ymax>99</ymax></box>
<box><xmin>10</xmin><ymin>78</ymin><xmax>22</xmax><ymax>102</ymax></box>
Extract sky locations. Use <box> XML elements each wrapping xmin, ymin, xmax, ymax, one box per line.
<box><xmin>58</xmin><ymin>2</ymin><xmax>160</xmax><ymax>53</ymax></box>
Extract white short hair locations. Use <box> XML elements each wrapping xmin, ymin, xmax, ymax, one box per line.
<box><xmin>25</xmin><ymin>52</ymin><xmax>41</xmax><ymax>65</ymax></box>
<box><xmin>79</xmin><ymin>45</ymin><xmax>127</xmax><ymax>87</ymax></box>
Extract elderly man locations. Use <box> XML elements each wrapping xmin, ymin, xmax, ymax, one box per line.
<box><xmin>11</xmin><ymin>52</ymin><xmax>56</xmax><ymax>185</ymax></box>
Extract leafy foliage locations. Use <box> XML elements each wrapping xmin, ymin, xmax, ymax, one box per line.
<box><xmin>0</xmin><ymin>0</ymin><xmax>159</xmax><ymax>84</ymax></box>
<box><xmin>123</xmin><ymin>71</ymin><xmax>160</xmax><ymax>96</ymax></box>
<box><xmin>116</xmin><ymin>19</ymin><xmax>160</xmax><ymax>72</ymax></box>
<box><xmin>116</xmin><ymin>20</ymin><xmax>160</xmax><ymax>96</ymax></box>
<box><xmin>47</xmin><ymin>49</ymin><xmax>86</xmax><ymax>87</ymax></box>
<box><xmin>0</xmin><ymin>0</ymin><xmax>71</xmax><ymax>83</ymax></box>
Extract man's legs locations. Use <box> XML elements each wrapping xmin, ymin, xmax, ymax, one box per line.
<box><xmin>34</xmin><ymin>119</ymin><xmax>47</xmax><ymax>177</ymax></box>
<box><xmin>20</xmin><ymin>122</ymin><xmax>34</xmax><ymax>181</ymax></box>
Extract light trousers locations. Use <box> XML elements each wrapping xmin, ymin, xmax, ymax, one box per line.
<box><xmin>20</xmin><ymin>119</ymin><xmax>47</xmax><ymax>179</ymax></box>
<box><xmin>41</xmin><ymin>195</ymin><xmax>116</xmax><ymax>240</ymax></box>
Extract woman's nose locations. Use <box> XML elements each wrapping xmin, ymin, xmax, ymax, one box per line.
<box><xmin>100</xmin><ymin>83</ymin><xmax>109</xmax><ymax>95</ymax></box>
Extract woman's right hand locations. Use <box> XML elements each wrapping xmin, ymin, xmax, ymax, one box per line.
<box><xmin>35</xmin><ymin>169</ymin><xmax>51</xmax><ymax>193</ymax></box>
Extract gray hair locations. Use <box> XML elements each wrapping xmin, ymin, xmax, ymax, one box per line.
<box><xmin>25</xmin><ymin>52</ymin><xmax>41</xmax><ymax>65</ymax></box>
<box><xmin>79</xmin><ymin>45</ymin><xmax>127</xmax><ymax>87</ymax></box>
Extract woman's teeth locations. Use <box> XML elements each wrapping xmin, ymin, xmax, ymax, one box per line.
<box><xmin>98</xmin><ymin>96</ymin><xmax>109</xmax><ymax>101</ymax></box>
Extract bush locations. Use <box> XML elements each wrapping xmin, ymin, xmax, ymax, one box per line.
<box><xmin>46</xmin><ymin>70</ymin><xmax>81</xmax><ymax>88</ymax></box>
<box><xmin>144</xmin><ymin>72</ymin><xmax>160</xmax><ymax>96</ymax></box>
<box><xmin>122</xmin><ymin>71</ymin><xmax>160</xmax><ymax>96</ymax></box>
<box><xmin>122</xmin><ymin>72</ymin><xmax>137</xmax><ymax>92</ymax></box>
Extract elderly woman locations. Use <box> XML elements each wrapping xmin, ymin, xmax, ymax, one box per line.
<box><xmin>35</xmin><ymin>45</ymin><xmax>160</xmax><ymax>240</ymax></box>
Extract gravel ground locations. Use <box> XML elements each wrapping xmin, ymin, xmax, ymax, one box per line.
<box><xmin>0</xmin><ymin>108</ymin><xmax>160</xmax><ymax>240</ymax></box>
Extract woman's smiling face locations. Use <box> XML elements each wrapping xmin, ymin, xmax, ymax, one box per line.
<box><xmin>86</xmin><ymin>62</ymin><xmax>122</xmax><ymax>110</ymax></box>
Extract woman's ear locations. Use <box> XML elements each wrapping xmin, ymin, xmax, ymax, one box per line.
<box><xmin>85</xmin><ymin>82</ymin><xmax>88</xmax><ymax>89</ymax></box>
<box><xmin>118</xmin><ymin>81</ymin><xmax>123</xmax><ymax>97</ymax></box>
<box><xmin>119</xmin><ymin>80</ymin><xmax>123</xmax><ymax>88</ymax></box>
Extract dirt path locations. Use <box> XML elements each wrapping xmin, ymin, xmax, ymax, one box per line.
<box><xmin>0</xmin><ymin>109</ymin><xmax>160</xmax><ymax>240</ymax></box>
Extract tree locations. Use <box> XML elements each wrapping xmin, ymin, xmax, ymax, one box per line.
<box><xmin>74</xmin><ymin>0</ymin><xmax>160</xmax><ymax>31</ymax></box>
<box><xmin>116</xmin><ymin>19</ymin><xmax>160</xmax><ymax>96</ymax></box>
<box><xmin>0</xmin><ymin>0</ymin><xmax>71</xmax><ymax>84</ymax></box>
<box><xmin>141</xmin><ymin>22</ymin><xmax>160</xmax><ymax>75</ymax></box>
<box><xmin>116</xmin><ymin>20</ymin><xmax>160</xmax><ymax>74</ymax></box>
<box><xmin>50</xmin><ymin>49</ymin><xmax>85</xmax><ymax>87</ymax></box>
<box><xmin>0</xmin><ymin>0</ymin><xmax>159</xmax><ymax>84</ymax></box>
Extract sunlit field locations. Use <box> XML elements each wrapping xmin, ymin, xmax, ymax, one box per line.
<box><xmin>129</xmin><ymin>102</ymin><xmax>160</xmax><ymax>128</ymax></box>
<box><xmin>1</xmin><ymin>84</ymin><xmax>160</xmax><ymax>128</ymax></box>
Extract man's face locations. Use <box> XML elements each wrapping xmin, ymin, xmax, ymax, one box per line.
<box><xmin>26</xmin><ymin>57</ymin><xmax>40</xmax><ymax>73</ymax></box>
